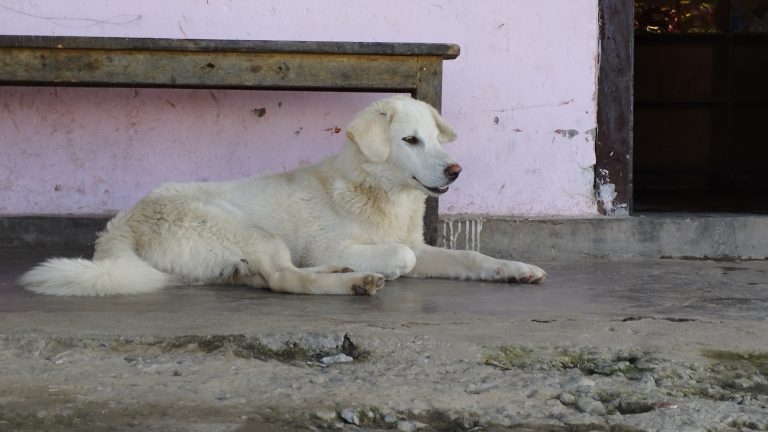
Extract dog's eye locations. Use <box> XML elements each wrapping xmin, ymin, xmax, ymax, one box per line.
<box><xmin>402</xmin><ymin>136</ymin><xmax>420</xmax><ymax>145</ymax></box>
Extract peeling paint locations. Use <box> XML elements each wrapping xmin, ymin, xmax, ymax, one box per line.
<box><xmin>595</xmin><ymin>168</ymin><xmax>628</xmax><ymax>216</ymax></box>
<box><xmin>439</xmin><ymin>217</ymin><xmax>483</xmax><ymax>252</ymax></box>
<box><xmin>554</xmin><ymin>129</ymin><xmax>579</xmax><ymax>139</ymax></box>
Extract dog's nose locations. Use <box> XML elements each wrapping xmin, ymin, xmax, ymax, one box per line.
<box><xmin>444</xmin><ymin>163</ymin><xmax>462</xmax><ymax>181</ymax></box>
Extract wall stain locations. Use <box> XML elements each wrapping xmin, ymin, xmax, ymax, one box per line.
<box><xmin>554</xmin><ymin>129</ymin><xmax>579</xmax><ymax>139</ymax></box>
<box><xmin>584</xmin><ymin>127</ymin><xmax>597</xmax><ymax>142</ymax></box>
<box><xmin>252</xmin><ymin>107</ymin><xmax>267</xmax><ymax>118</ymax></box>
<box><xmin>439</xmin><ymin>217</ymin><xmax>484</xmax><ymax>252</ymax></box>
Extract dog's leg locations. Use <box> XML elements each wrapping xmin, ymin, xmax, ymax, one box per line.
<box><xmin>406</xmin><ymin>244</ymin><xmax>546</xmax><ymax>283</ymax></box>
<box><xmin>318</xmin><ymin>244</ymin><xmax>417</xmax><ymax>280</ymax></box>
<box><xmin>300</xmin><ymin>265</ymin><xmax>354</xmax><ymax>274</ymax></box>
<box><xmin>240</xmin><ymin>232</ymin><xmax>384</xmax><ymax>295</ymax></box>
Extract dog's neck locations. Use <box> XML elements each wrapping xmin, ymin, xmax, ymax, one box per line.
<box><xmin>322</xmin><ymin>142</ymin><xmax>424</xmax><ymax>217</ymax></box>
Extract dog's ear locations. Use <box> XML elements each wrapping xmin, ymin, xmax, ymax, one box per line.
<box><xmin>425</xmin><ymin>104</ymin><xmax>457</xmax><ymax>144</ymax></box>
<box><xmin>346</xmin><ymin>102</ymin><xmax>395</xmax><ymax>163</ymax></box>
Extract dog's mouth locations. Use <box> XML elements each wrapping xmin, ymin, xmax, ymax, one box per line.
<box><xmin>412</xmin><ymin>177</ymin><xmax>449</xmax><ymax>195</ymax></box>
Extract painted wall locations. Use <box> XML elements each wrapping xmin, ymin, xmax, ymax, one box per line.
<box><xmin>0</xmin><ymin>0</ymin><xmax>599</xmax><ymax>217</ymax></box>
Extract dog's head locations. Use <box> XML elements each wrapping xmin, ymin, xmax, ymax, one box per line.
<box><xmin>346</xmin><ymin>96</ymin><xmax>461</xmax><ymax>197</ymax></box>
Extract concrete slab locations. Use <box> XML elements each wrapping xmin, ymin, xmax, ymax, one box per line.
<box><xmin>1</xmin><ymin>249</ymin><xmax>767</xmax><ymax>431</ymax></box>
<box><xmin>5</xmin><ymin>214</ymin><xmax>768</xmax><ymax>261</ymax></box>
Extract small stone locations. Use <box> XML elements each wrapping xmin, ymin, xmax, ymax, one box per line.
<box><xmin>321</xmin><ymin>354</ymin><xmax>354</xmax><ymax>365</ymax></box>
<box><xmin>730</xmin><ymin>377</ymin><xmax>753</xmax><ymax>390</ymax></box>
<box><xmin>563</xmin><ymin>375</ymin><xmax>596</xmax><ymax>390</ymax></box>
<box><xmin>383</xmin><ymin>413</ymin><xmax>398</xmax><ymax>424</ymax></box>
<box><xmin>466</xmin><ymin>382</ymin><xmax>499</xmax><ymax>394</ymax></box>
<box><xmin>558</xmin><ymin>392</ymin><xmax>576</xmax><ymax>405</ymax></box>
<box><xmin>313</xmin><ymin>410</ymin><xmax>338</xmax><ymax>423</ymax></box>
<box><xmin>339</xmin><ymin>408</ymin><xmax>359</xmax><ymax>426</ymax></box>
<box><xmin>575</xmin><ymin>397</ymin><xmax>606</xmax><ymax>415</ymax></box>
<box><xmin>397</xmin><ymin>420</ymin><xmax>427</xmax><ymax>432</ymax></box>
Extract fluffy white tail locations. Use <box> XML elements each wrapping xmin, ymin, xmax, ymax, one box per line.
<box><xmin>20</xmin><ymin>213</ymin><xmax>169</xmax><ymax>296</ymax></box>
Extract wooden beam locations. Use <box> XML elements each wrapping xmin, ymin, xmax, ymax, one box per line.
<box><xmin>0</xmin><ymin>48</ymin><xmax>421</xmax><ymax>91</ymax></box>
<box><xmin>596</xmin><ymin>0</ymin><xmax>634</xmax><ymax>215</ymax></box>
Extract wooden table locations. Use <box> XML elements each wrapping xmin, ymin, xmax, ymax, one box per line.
<box><xmin>0</xmin><ymin>36</ymin><xmax>460</xmax><ymax>245</ymax></box>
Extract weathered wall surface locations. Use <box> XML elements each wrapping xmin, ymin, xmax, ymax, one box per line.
<box><xmin>0</xmin><ymin>0</ymin><xmax>599</xmax><ymax>216</ymax></box>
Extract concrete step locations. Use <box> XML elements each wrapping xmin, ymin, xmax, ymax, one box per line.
<box><xmin>437</xmin><ymin>214</ymin><xmax>768</xmax><ymax>261</ymax></box>
<box><xmin>2</xmin><ymin>214</ymin><xmax>767</xmax><ymax>260</ymax></box>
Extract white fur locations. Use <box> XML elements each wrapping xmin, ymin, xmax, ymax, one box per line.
<box><xmin>21</xmin><ymin>96</ymin><xmax>546</xmax><ymax>297</ymax></box>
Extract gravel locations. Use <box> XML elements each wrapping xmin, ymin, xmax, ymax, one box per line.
<box><xmin>2</xmin><ymin>328</ymin><xmax>768</xmax><ymax>431</ymax></box>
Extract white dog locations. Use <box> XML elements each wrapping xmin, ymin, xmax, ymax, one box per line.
<box><xmin>21</xmin><ymin>96</ymin><xmax>546</xmax><ymax>296</ymax></box>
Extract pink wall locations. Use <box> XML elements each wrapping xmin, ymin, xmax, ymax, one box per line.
<box><xmin>0</xmin><ymin>1</ymin><xmax>599</xmax><ymax>216</ymax></box>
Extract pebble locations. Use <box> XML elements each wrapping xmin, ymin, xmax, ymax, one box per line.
<box><xmin>730</xmin><ymin>377</ymin><xmax>753</xmax><ymax>390</ymax></box>
<box><xmin>313</xmin><ymin>410</ymin><xmax>338</xmax><ymax>422</ymax></box>
<box><xmin>321</xmin><ymin>354</ymin><xmax>354</xmax><ymax>365</ymax></box>
<box><xmin>339</xmin><ymin>408</ymin><xmax>359</xmax><ymax>426</ymax></box>
<box><xmin>575</xmin><ymin>397</ymin><xmax>606</xmax><ymax>415</ymax></box>
<box><xmin>466</xmin><ymin>382</ymin><xmax>498</xmax><ymax>394</ymax></box>
<box><xmin>558</xmin><ymin>392</ymin><xmax>576</xmax><ymax>405</ymax></box>
<box><xmin>397</xmin><ymin>420</ymin><xmax>427</xmax><ymax>431</ymax></box>
<box><xmin>563</xmin><ymin>376</ymin><xmax>595</xmax><ymax>390</ymax></box>
<box><xmin>383</xmin><ymin>413</ymin><xmax>398</xmax><ymax>424</ymax></box>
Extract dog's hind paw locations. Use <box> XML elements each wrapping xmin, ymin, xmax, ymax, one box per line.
<box><xmin>351</xmin><ymin>273</ymin><xmax>385</xmax><ymax>295</ymax></box>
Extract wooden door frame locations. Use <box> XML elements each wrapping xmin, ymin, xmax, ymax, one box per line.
<box><xmin>596</xmin><ymin>0</ymin><xmax>634</xmax><ymax>215</ymax></box>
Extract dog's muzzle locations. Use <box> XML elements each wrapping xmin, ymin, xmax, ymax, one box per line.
<box><xmin>413</xmin><ymin>163</ymin><xmax>463</xmax><ymax>195</ymax></box>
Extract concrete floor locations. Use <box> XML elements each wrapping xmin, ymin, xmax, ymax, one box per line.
<box><xmin>1</xmin><ymin>249</ymin><xmax>768</xmax><ymax>431</ymax></box>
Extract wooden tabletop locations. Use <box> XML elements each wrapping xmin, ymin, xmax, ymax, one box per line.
<box><xmin>0</xmin><ymin>35</ymin><xmax>460</xmax><ymax>59</ymax></box>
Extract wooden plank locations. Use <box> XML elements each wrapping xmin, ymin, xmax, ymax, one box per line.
<box><xmin>0</xmin><ymin>48</ymin><xmax>420</xmax><ymax>90</ymax></box>
<box><xmin>0</xmin><ymin>35</ymin><xmax>460</xmax><ymax>59</ymax></box>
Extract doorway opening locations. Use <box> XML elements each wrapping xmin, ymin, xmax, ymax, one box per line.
<box><xmin>633</xmin><ymin>0</ymin><xmax>768</xmax><ymax>212</ymax></box>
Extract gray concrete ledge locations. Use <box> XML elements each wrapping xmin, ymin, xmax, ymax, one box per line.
<box><xmin>2</xmin><ymin>214</ymin><xmax>767</xmax><ymax>260</ymax></box>
<box><xmin>437</xmin><ymin>214</ymin><xmax>768</xmax><ymax>261</ymax></box>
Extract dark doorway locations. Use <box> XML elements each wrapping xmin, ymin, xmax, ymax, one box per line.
<box><xmin>633</xmin><ymin>0</ymin><xmax>768</xmax><ymax>212</ymax></box>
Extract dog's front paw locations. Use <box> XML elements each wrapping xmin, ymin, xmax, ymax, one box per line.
<box><xmin>506</xmin><ymin>263</ymin><xmax>547</xmax><ymax>284</ymax></box>
<box><xmin>351</xmin><ymin>273</ymin><xmax>386</xmax><ymax>295</ymax></box>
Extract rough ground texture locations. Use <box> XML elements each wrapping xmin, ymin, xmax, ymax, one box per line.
<box><xmin>1</xmin><ymin>250</ymin><xmax>767</xmax><ymax>431</ymax></box>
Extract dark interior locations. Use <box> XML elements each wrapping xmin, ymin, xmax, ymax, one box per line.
<box><xmin>633</xmin><ymin>0</ymin><xmax>768</xmax><ymax>212</ymax></box>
